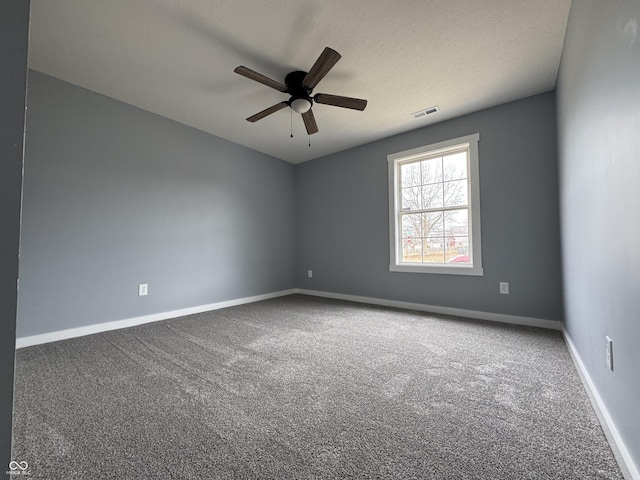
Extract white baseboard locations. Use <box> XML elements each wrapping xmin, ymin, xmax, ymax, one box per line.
<box><xmin>563</xmin><ymin>329</ymin><xmax>639</xmax><ymax>480</ymax></box>
<box><xmin>294</xmin><ymin>289</ymin><xmax>563</xmax><ymax>330</ymax></box>
<box><xmin>17</xmin><ymin>288</ymin><xmax>561</xmax><ymax>348</ymax></box>
<box><xmin>17</xmin><ymin>288</ymin><xmax>561</xmax><ymax>349</ymax></box>
<box><xmin>15</xmin><ymin>289</ymin><xmax>296</xmax><ymax>349</ymax></box>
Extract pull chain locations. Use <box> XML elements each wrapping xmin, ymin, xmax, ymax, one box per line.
<box><xmin>308</xmin><ymin>134</ymin><xmax>311</xmax><ymax>148</ymax></box>
<box><xmin>290</xmin><ymin>109</ymin><xmax>293</xmax><ymax>138</ymax></box>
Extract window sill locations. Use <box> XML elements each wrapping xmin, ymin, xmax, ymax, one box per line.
<box><xmin>389</xmin><ymin>264</ymin><xmax>484</xmax><ymax>276</ymax></box>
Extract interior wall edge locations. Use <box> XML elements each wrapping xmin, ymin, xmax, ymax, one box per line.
<box><xmin>0</xmin><ymin>0</ymin><xmax>30</xmax><ymax>466</ymax></box>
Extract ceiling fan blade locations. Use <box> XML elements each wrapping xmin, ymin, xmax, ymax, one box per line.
<box><xmin>314</xmin><ymin>93</ymin><xmax>367</xmax><ymax>111</ymax></box>
<box><xmin>302</xmin><ymin>47</ymin><xmax>341</xmax><ymax>90</ymax></box>
<box><xmin>246</xmin><ymin>102</ymin><xmax>289</xmax><ymax>122</ymax></box>
<box><xmin>302</xmin><ymin>109</ymin><xmax>319</xmax><ymax>135</ymax></box>
<box><xmin>234</xmin><ymin>66</ymin><xmax>287</xmax><ymax>92</ymax></box>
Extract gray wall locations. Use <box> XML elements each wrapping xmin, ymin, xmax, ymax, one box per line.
<box><xmin>296</xmin><ymin>92</ymin><xmax>563</xmax><ymax>321</ymax></box>
<box><xmin>18</xmin><ymin>71</ymin><xmax>295</xmax><ymax>338</ymax></box>
<box><xmin>0</xmin><ymin>0</ymin><xmax>30</xmax><ymax>466</ymax></box>
<box><xmin>557</xmin><ymin>0</ymin><xmax>640</xmax><ymax>470</ymax></box>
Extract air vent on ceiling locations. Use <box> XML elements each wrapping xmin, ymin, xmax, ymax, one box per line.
<box><xmin>412</xmin><ymin>106</ymin><xmax>440</xmax><ymax>119</ymax></box>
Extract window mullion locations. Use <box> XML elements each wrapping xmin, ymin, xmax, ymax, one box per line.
<box><xmin>400</xmin><ymin>205</ymin><xmax>469</xmax><ymax>216</ymax></box>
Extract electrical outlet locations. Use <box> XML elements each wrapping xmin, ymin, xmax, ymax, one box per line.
<box><xmin>308</xmin><ymin>270</ymin><xmax>313</xmax><ymax>278</ymax></box>
<box><xmin>499</xmin><ymin>282</ymin><xmax>509</xmax><ymax>294</ymax></box>
<box><xmin>138</xmin><ymin>283</ymin><xmax>148</xmax><ymax>296</ymax></box>
<box><xmin>605</xmin><ymin>336</ymin><xmax>613</xmax><ymax>371</ymax></box>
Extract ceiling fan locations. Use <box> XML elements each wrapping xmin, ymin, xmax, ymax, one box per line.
<box><xmin>234</xmin><ymin>47</ymin><xmax>367</xmax><ymax>135</ymax></box>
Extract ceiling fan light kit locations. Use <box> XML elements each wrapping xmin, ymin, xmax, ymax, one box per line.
<box><xmin>234</xmin><ymin>47</ymin><xmax>367</xmax><ymax>136</ymax></box>
<box><xmin>290</xmin><ymin>97</ymin><xmax>312</xmax><ymax>114</ymax></box>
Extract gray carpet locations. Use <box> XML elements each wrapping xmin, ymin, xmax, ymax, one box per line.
<box><xmin>12</xmin><ymin>295</ymin><xmax>623</xmax><ymax>479</ymax></box>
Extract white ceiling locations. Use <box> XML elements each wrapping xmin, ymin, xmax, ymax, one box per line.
<box><xmin>28</xmin><ymin>0</ymin><xmax>571</xmax><ymax>164</ymax></box>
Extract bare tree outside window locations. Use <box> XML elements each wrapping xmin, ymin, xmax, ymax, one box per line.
<box><xmin>399</xmin><ymin>150</ymin><xmax>470</xmax><ymax>264</ymax></box>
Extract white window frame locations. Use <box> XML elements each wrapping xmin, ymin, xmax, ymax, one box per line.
<box><xmin>388</xmin><ymin>133</ymin><xmax>483</xmax><ymax>276</ymax></box>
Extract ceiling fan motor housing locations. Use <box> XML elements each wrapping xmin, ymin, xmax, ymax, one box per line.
<box><xmin>285</xmin><ymin>70</ymin><xmax>313</xmax><ymax>107</ymax></box>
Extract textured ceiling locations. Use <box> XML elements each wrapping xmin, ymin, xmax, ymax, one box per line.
<box><xmin>28</xmin><ymin>0</ymin><xmax>571</xmax><ymax>164</ymax></box>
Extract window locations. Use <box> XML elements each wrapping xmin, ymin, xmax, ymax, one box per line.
<box><xmin>388</xmin><ymin>133</ymin><xmax>482</xmax><ymax>275</ymax></box>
